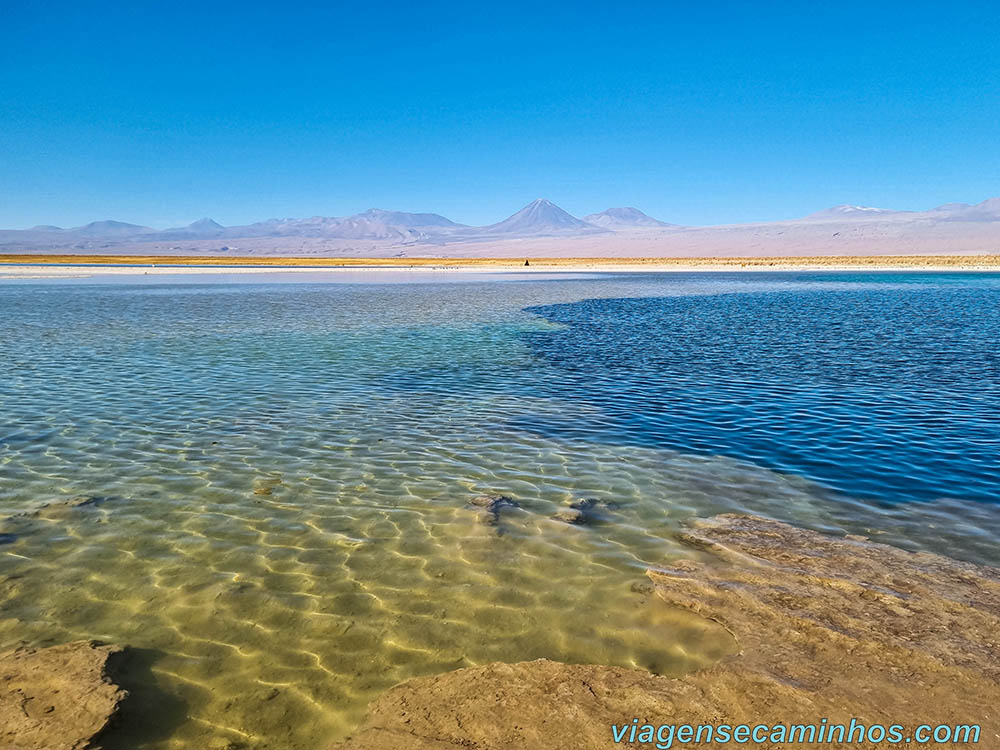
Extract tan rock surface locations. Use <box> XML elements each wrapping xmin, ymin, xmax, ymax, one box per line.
<box><xmin>0</xmin><ymin>640</ymin><xmax>126</xmax><ymax>750</ymax></box>
<box><xmin>333</xmin><ymin>514</ymin><xmax>1000</xmax><ymax>749</ymax></box>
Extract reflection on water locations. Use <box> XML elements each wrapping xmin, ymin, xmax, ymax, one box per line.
<box><xmin>1</xmin><ymin>272</ymin><xmax>998</xmax><ymax>748</ymax></box>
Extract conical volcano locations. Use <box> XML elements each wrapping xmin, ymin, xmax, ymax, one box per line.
<box><xmin>482</xmin><ymin>199</ymin><xmax>603</xmax><ymax>235</ymax></box>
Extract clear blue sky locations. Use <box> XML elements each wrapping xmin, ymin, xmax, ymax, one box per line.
<box><xmin>2</xmin><ymin>1</ymin><xmax>998</xmax><ymax>228</ymax></box>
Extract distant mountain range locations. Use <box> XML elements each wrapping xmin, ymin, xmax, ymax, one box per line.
<box><xmin>0</xmin><ymin>199</ymin><xmax>625</xmax><ymax>249</ymax></box>
<box><xmin>2</xmin><ymin>197</ymin><xmax>998</xmax><ymax>257</ymax></box>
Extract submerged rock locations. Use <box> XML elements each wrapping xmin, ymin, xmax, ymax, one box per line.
<box><xmin>332</xmin><ymin>514</ymin><xmax>1000</xmax><ymax>749</ymax></box>
<box><xmin>0</xmin><ymin>640</ymin><xmax>127</xmax><ymax>750</ymax></box>
<box><xmin>468</xmin><ymin>493</ymin><xmax>519</xmax><ymax>511</ymax></box>
<box><xmin>467</xmin><ymin>493</ymin><xmax>520</xmax><ymax>526</ymax></box>
<box><xmin>553</xmin><ymin>507</ymin><xmax>586</xmax><ymax>525</ymax></box>
<box><xmin>253</xmin><ymin>476</ymin><xmax>283</xmax><ymax>496</ymax></box>
<box><xmin>20</xmin><ymin>495</ymin><xmax>118</xmax><ymax>520</ymax></box>
<box><xmin>552</xmin><ymin>497</ymin><xmax>618</xmax><ymax>525</ymax></box>
<box><xmin>0</xmin><ymin>496</ymin><xmax>123</xmax><ymax>545</ymax></box>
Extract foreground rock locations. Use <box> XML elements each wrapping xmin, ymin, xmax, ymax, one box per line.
<box><xmin>333</xmin><ymin>514</ymin><xmax>1000</xmax><ymax>749</ymax></box>
<box><xmin>0</xmin><ymin>641</ymin><xmax>126</xmax><ymax>750</ymax></box>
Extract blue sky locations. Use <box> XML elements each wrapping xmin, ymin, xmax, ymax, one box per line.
<box><xmin>2</xmin><ymin>1</ymin><xmax>998</xmax><ymax>228</ymax></box>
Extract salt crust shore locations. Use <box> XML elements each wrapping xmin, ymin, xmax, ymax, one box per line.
<box><xmin>332</xmin><ymin>515</ymin><xmax>1000</xmax><ymax>750</ymax></box>
<box><xmin>3</xmin><ymin>515</ymin><xmax>999</xmax><ymax>748</ymax></box>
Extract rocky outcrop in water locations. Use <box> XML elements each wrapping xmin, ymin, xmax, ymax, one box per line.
<box><xmin>331</xmin><ymin>514</ymin><xmax>1000</xmax><ymax>749</ymax></box>
<box><xmin>0</xmin><ymin>640</ymin><xmax>127</xmax><ymax>750</ymax></box>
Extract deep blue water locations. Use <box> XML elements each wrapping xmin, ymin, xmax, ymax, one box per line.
<box><xmin>523</xmin><ymin>278</ymin><xmax>1000</xmax><ymax>504</ymax></box>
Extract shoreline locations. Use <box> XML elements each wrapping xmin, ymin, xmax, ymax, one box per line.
<box><xmin>6</xmin><ymin>515</ymin><xmax>999</xmax><ymax>749</ymax></box>
<box><xmin>1</xmin><ymin>253</ymin><xmax>1000</xmax><ymax>277</ymax></box>
<box><xmin>334</xmin><ymin>514</ymin><xmax>1000</xmax><ymax>750</ymax></box>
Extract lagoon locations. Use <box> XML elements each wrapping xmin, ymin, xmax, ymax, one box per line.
<box><xmin>1</xmin><ymin>271</ymin><xmax>998</xmax><ymax>748</ymax></box>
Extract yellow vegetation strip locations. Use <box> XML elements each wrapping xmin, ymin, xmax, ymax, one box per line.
<box><xmin>2</xmin><ymin>254</ymin><xmax>1000</xmax><ymax>268</ymax></box>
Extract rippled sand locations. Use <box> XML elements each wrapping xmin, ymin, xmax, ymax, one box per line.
<box><xmin>2</xmin><ymin>273</ymin><xmax>999</xmax><ymax>748</ymax></box>
<box><xmin>2</xmin><ymin>438</ymin><xmax>812</xmax><ymax>747</ymax></box>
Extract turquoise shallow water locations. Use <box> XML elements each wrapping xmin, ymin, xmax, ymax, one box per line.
<box><xmin>1</xmin><ymin>271</ymin><xmax>998</xmax><ymax>748</ymax></box>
